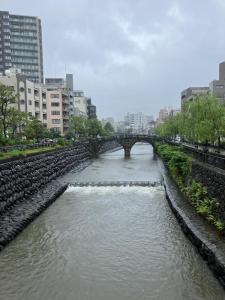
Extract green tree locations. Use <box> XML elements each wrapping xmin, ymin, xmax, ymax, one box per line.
<box><xmin>156</xmin><ymin>93</ymin><xmax>225</xmax><ymax>147</ymax></box>
<box><xmin>103</xmin><ymin>122</ymin><xmax>114</xmax><ymax>136</ymax></box>
<box><xmin>0</xmin><ymin>84</ymin><xmax>16</xmax><ymax>138</ymax></box>
<box><xmin>7</xmin><ymin>108</ymin><xmax>27</xmax><ymax>139</ymax></box>
<box><xmin>86</xmin><ymin>118</ymin><xmax>104</xmax><ymax>137</ymax></box>
<box><xmin>69</xmin><ymin>116</ymin><xmax>87</xmax><ymax>137</ymax></box>
<box><xmin>25</xmin><ymin>117</ymin><xmax>48</xmax><ymax>140</ymax></box>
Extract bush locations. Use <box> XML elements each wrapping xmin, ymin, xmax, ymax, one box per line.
<box><xmin>57</xmin><ymin>137</ymin><xmax>72</xmax><ymax>147</ymax></box>
<box><xmin>156</xmin><ymin>143</ymin><xmax>225</xmax><ymax>233</ymax></box>
<box><xmin>155</xmin><ymin>143</ymin><xmax>191</xmax><ymax>179</ymax></box>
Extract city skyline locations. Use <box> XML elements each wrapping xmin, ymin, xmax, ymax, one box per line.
<box><xmin>1</xmin><ymin>1</ymin><xmax>225</xmax><ymax>119</ymax></box>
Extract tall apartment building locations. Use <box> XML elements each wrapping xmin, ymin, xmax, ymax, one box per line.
<box><xmin>0</xmin><ymin>11</ymin><xmax>43</xmax><ymax>83</ymax></box>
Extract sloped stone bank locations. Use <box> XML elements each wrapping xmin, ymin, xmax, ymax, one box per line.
<box><xmin>0</xmin><ymin>181</ymin><xmax>68</xmax><ymax>251</ymax></box>
<box><xmin>0</xmin><ymin>140</ymin><xmax>120</xmax><ymax>251</ymax></box>
<box><xmin>0</xmin><ymin>142</ymin><xmax>90</xmax><ymax>215</ymax></box>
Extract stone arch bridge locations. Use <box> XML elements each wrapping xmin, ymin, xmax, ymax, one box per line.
<box><xmin>83</xmin><ymin>135</ymin><xmax>159</xmax><ymax>158</ymax></box>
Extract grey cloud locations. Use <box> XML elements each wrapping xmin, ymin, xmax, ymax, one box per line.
<box><xmin>1</xmin><ymin>0</ymin><xmax>225</xmax><ymax>118</ymax></box>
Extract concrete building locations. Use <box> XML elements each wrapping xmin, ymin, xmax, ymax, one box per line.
<box><xmin>0</xmin><ymin>11</ymin><xmax>43</xmax><ymax>83</ymax></box>
<box><xmin>156</xmin><ymin>107</ymin><xmax>170</xmax><ymax>125</ymax></box>
<box><xmin>181</xmin><ymin>87</ymin><xmax>209</xmax><ymax>105</ymax></box>
<box><xmin>209</xmin><ymin>61</ymin><xmax>225</xmax><ymax>103</ymax></box>
<box><xmin>73</xmin><ymin>90</ymin><xmax>88</xmax><ymax>117</ymax></box>
<box><xmin>0</xmin><ymin>68</ymin><xmax>46</xmax><ymax>123</ymax></box>
<box><xmin>0</xmin><ymin>69</ymin><xmax>97</xmax><ymax>135</ymax></box>
<box><xmin>87</xmin><ymin>98</ymin><xmax>97</xmax><ymax>118</ymax></box>
<box><xmin>46</xmin><ymin>89</ymin><xmax>69</xmax><ymax>135</ymax></box>
<box><xmin>124</xmin><ymin>112</ymin><xmax>152</xmax><ymax>134</ymax></box>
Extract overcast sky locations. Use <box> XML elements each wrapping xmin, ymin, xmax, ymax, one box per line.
<box><xmin>1</xmin><ymin>0</ymin><xmax>225</xmax><ymax>119</ymax></box>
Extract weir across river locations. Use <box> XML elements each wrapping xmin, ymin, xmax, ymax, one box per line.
<box><xmin>70</xmin><ymin>181</ymin><xmax>163</xmax><ymax>187</ymax></box>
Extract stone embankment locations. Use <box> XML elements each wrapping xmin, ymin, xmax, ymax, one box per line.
<box><xmin>0</xmin><ymin>140</ymin><xmax>119</xmax><ymax>251</ymax></box>
<box><xmin>190</xmin><ymin>161</ymin><xmax>225</xmax><ymax>212</ymax></box>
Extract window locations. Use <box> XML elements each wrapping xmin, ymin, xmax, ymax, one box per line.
<box><xmin>20</xmin><ymin>99</ymin><xmax>25</xmax><ymax>105</ymax></box>
<box><xmin>20</xmin><ymin>87</ymin><xmax>25</xmax><ymax>92</ymax></box>
<box><xmin>51</xmin><ymin>111</ymin><xmax>60</xmax><ymax>115</ymax></box>
<box><xmin>28</xmin><ymin>100</ymin><xmax>32</xmax><ymax>105</ymax></box>
<box><xmin>52</xmin><ymin>127</ymin><xmax>61</xmax><ymax>133</ymax></box>
<box><xmin>50</xmin><ymin>94</ymin><xmax>60</xmax><ymax>98</ymax></box>
<box><xmin>51</xmin><ymin>102</ymin><xmax>60</xmax><ymax>107</ymax></box>
<box><xmin>28</xmin><ymin>88</ymin><xmax>32</xmax><ymax>94</ymax></box>
<box><xmin>216</xmin><ymin>85</ymin><xmax>224</xmax><ymax>89</ymax></box>
<box><xmin>52</xmin><ymin>119</ymin><xmax>61</xmax><ymax>124</ymax></box>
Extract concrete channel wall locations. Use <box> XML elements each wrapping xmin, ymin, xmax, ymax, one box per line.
<box><xmin>0</xmin><ymin>140</ymin><xmax>119</xmax><ymax>250</ymax></box>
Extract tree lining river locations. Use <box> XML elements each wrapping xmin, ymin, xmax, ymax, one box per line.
<box><xmin>0</xmin><ymin>144</ymin><xmax>224</xmax><ymax>299</ymax></box>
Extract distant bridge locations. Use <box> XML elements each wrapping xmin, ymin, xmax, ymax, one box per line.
<box><xmin>83</xmin><ymin>135</ymin><xmax>160</xmax><ymax>158</ymax></box>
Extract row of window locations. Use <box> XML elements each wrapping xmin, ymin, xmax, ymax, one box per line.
<box><xmin>51</xmin><ymin>111</ymin><xmax>61</xmax><ymax>115</ymax></box>
<box><xmin>2</xmin><ymin>28</ymin><xmax>10</xmax><ymax>33</ymax></box>
<box><xmin>52</xmin><ymin>119</ymin><xmax>61</xmax><ymax>124</ymax></box>
<box><xmin>12</xmin><ymin>57</ymin><xmax>38</xmax><ymax>63</ymax></box>
<box><xmin>10</xmin><ymin>17</ymin><xmax>37</xmax><ymax>24</ymax></box>
<box><xmin>13</xmin><ymin>63</ymin><xmax>39</xmax><ymax>70</ymax></box>
<box><xmin>50</xmin><ymin>94</ymin><xmax>60</xmax><ymax>98</ymax></box>
<box><xmin>0</xmin><ymin>42</ymin><xmax>10</xmax><ymax>47</ymax></box>
<box><xmin>1</xmin><ymin>21</ymin><xmax>9</xmax><ymax>26</ymax></box>
<box><xmin>20</xmin><ymin>99</ymin><xmax>47</xmax><ymax>107</ymax></box>
<box><xmin>51</xmin><ymin>102</ymin><xmax>60</xmax><ymax>107</ymax></box>
<box><xmin>11</xmin><ymin>37</ymin><xmax>38</xmax><ymax>43</ymax></box>
<box><xmin>11</xmin><ymin>31</ymin><xmax>37</xmax><ymax>37</ymax></box>
<box><xmin>0</xmin><ymin>35</ymin><xmax>10</xmax><ymax>40</ymax></box>
<box><xmin>11</xmin><ymin>44</ymin><xmax>38</xmax><ymax>51</ymax></box>
<box><xmin>11</xmin><ymin>25</ymin><xmax>37</xmax><ymax>30</ymax></box>
<box><xmin>11</xmin><ymin>50</ymin><xmax>38</xmax><ymax>57</ymax></box>
<box><xmin>2</xmin><ymin>15</ymin><xmax>9</xmax><ymax>19</ymax></box>
<box><xmin>23</xmin><ymin>71</ymin><xmax>39</xmax><ymax>76</ymax></box>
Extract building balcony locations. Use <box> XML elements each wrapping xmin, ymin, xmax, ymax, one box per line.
<box><xmin>63</xmin><ymin>114</ymin><xmax>69</xmax><ymax>120</ymax></box>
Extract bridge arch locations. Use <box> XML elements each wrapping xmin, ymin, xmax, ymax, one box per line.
<box><xmin>85</xmin><ymin>135</ymin><xmax>157</xmax><ymax>158</ymax></box>
<box><xmin>118</xmin><ymin>138</ymin><xmax>154</xmax><ymax>157</ymax></box>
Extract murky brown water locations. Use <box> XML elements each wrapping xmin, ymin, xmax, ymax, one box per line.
<box><xmin>0</xmin><ymin>144</ymin><xmax>224</xmax><ymax>300</ymax></box>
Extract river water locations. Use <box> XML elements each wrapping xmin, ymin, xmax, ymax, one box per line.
<box><xmin>0</xmin><ymin>144</ymin><xmax>224</xmax><ymax>300</ymax></box>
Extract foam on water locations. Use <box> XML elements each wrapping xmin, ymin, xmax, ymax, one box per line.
<box><xmin>65</xmin><ymin>185</ymin><xmax>164</xmax><ymax>196</ymax></box>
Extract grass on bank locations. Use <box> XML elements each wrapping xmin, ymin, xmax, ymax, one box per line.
<box><xmin>0</xmin><ymin>145</ymin><xmax>64</xmax><ymax>160</ymax></box>
<box><xmin>155</xmin><ymin>143</ymin><xmax>225</xmax><ymax>233</ymax></box>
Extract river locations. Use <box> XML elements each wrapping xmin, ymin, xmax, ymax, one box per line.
<box><xmin>0</xmin><ymin>144</ymin><xmax>224</xmax><ymax>300</ymax></box>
